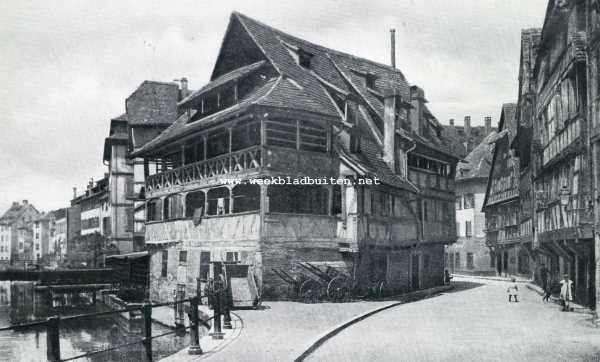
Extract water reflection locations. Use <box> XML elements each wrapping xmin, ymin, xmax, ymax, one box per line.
<box><xmin>0</xmin><ymin>281</ymin><xmax>189</xmax><ymax>362</ymax></box>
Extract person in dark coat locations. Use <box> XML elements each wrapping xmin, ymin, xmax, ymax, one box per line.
<box><xmin>444</xmin><ymin>269</ymin><xmax>452</xmax><ymax>285</ymax></box>
<box><xmin>539</xmin><ymin>264</ymin><xmax>549</xmax><ymax>300</ymax></box>
<box><xmin>539</xmin><ymin>264</ymin><xmax>549</xmax><ymax>293</ymax></box>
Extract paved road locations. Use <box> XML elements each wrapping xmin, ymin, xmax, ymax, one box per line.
<box><xmin>307</xmin><ymin>277</ymin><xmax>600</xmax><ymax>362</ymax></box>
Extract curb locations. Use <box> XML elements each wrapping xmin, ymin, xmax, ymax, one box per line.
<box><xmin>294</xmin><ymin>284</ymin><xmax>453</xmax><ymax>362</ymax></box>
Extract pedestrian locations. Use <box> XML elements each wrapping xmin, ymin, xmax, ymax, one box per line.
<box><xmin>539</xmin><ymin>263</ymin><xmax>549</xmax><ymax>294</ymax></box>
<box><xmin>507</xmin><ymin>278</ymin><xmax>519</xmax><ymax>302</ymax></box>
<box><xmin>559</xmin><ymin>274</ymin><xmax>573</xmax><ymax>312</ymax></box>
<box><xmin>444</xmin><ymin>269</ymin><xmax>452</xmax><ymax>285</ymax></box>
<box><xmin>543</xmin><ymin>273</ymin><xmax>553</xmax><ymax>302</ymax></box>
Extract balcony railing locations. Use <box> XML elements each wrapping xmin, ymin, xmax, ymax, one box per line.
<box><xmin>146</xmin><ymin>146</ymin><xmax>261</xmax><ymax>192</ymax></box>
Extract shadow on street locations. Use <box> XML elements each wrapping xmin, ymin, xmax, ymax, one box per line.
<box><xmin>443</xmin><ymin>280</ymin><xmax>485</xmax><ymax>293</ymax></box>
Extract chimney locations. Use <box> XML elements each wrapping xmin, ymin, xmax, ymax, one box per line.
<box><xmin>449</xmin><ymin>118</ymin><xmax>455</xmax><ymax>126</ymax></box>
<box><xmin>409</xmin><ymin>86</ymin><xmax>426</xmax><ymax>136</ymax></box>
<box><xmin>12</xmin><ymin>201</ymin><xmax>19</xmax><ymax>207</ymax></box>
<box><xmin>22</xmin><ymin>200</ymin><xmax>28</xmax><ymax>205</ymax></box>
<box><xmin>464</xmin><ymin>116</ymin><xmax>471</xmax><ymax>137</ymax></box>
<box><xmin>176</xmin><ymin>77</ymin><xmax>190</xmax><ymax>98</ymax></box>
<box><xmin>390</xmin><ymin>29</ymin><xmax>396</xmax><ymax>68</ymax></box>
<box><xmin>73</xmin><ymin>187</ymin><xmax>77</xmax><ymax>199</ymax></box>
<box><xmin>382</xmin><ymin>89</ymin><xmax>401</xmax><ymax>172</ymax></box>
<box><xmin>181</xmin><ymin>77</ymin><xmax>188</xmax><ymax>92</ymax></box>
<box><xmin>484</xmin><ymin>116</ymin><xmax>492</xmax><ymax>135</ymax></box>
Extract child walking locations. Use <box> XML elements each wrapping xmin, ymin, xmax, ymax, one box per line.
<box><xmin>507</xmin><ymin>278</ymin><xmax>519</xmax><ymax>302</ymax></box>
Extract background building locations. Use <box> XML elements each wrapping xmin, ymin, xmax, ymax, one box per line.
<box><xmin>103</xmin><ymin>80</ymin><xmax>191</xmax><ymax>254</ymax></box>
<box><xmin>0</xmin><ymin>200</ymin><xmax>39</xmax><ymax>266</ymax></box>
<box><xmin>447</xmin><ymin>130</ymin><xmax>497</xmax><ymax>275</ymax></box>
<box><xmin>32</xmin><ymin>213</ymin><xmax>51</xmax><ymax>263</ymax></box>
<box><xmin>443</xmin><ymin>115</ymin><xmax>495</xmax><ymax>159</ymax></box>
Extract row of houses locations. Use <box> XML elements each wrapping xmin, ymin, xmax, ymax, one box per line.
<box><xmin>480</xmin><ymin>0</ymin><xmax>600</xmax><ymax>310</ymax></box>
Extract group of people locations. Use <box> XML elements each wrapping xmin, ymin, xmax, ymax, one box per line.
<box><xmin>506</xmin><ymin>267</ymin><xmax>573</xmax><ymax>310</ymax></box>
<box><xmin>538</xmin><ymin>264</ymin><xmax>574</xmax><ymax>311</ymax></box>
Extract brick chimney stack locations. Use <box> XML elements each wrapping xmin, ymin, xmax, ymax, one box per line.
<box><xmin>410</xmin><ymin>86</ymin><xmax>426</xmax><ymax>136</ymax></box>
<box><xmin>449</xmin><ymin>118</ymin><xmax>454</xmax><ymax>126</ymax></box>
<box><xmin>390</xmin><ymin>29</ymin><xmax>396</xmax><ymax>68</ymax></box>
<box><xmin>73</xmin><ymin>187</ymin><xmax>77</xmax><ymax>199</ymax></box>
<box><xmin>181</xmin><ymin>77</ymin><xmax>188</xmax><ymax>92</ymax></box>
<box><xmin>22</xmin><ymin>200</ymin><xmax>28</xmax><ymax>205</ymax></box>
<box><xmin>484</xmin><ymin>116</ymin><xmax>492</xmax><ymax>135</ymax></box>
<box><xmin>382</xmin><ymin>88</ymin><xmax>400</xmax><ymax>172</ymax></box>
<box><xmin>464</xmin><ymin>116</ymin><xmax>471</xmax><ymax>137</ymax></box>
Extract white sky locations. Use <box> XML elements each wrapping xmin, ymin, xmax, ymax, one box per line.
<box><xmin>0</xmin><ymin>0</ymin><xmax>548</xmax><ymax>213</ymax></box>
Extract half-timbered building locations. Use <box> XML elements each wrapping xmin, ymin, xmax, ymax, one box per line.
<box><xmin>530</xmin><ymin>0</ymin><xmax>596</xmax><ymax>306</ymax></box>
<box><xmin>131</xmin><ymin>12</ymin><xmax>459</xmax><ymax>301</ymax></box>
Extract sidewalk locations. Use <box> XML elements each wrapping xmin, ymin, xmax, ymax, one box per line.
<box><xmin>154</xmin><ymin>304</ymin><xmax>245</xmax><ymax>361</ymax></box>
<box><xmin>158</xmin><ymin>284</ymin><xmax>453</xmax><ymax>362</ymax></box>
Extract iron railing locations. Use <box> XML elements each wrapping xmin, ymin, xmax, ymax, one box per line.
<box><xmin>0</xmin><ymin>296</ymin><xmax>213</xmax><ymax>362</ymax></box>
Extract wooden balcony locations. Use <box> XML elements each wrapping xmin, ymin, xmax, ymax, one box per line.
<box><xmin>146</xmin><ymin>146</ymin><xmax>261</xmax><ymax>192</ymax></box>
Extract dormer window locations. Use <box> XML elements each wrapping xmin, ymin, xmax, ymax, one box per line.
<box><xmin>365</xmin><ymin>73</ymin><xmax>377</xmax><ymax>89</ymax></box>
<box><xmin>281</xmin><ymin>40</ymin><xmax>313</xmax><ymax>69</ymax></box>
<box><xmin>298</xmin><ymin>49</ymin><xmax>313</xmax><ymax>68</ymax></box>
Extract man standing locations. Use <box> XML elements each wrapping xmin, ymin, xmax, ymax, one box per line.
<box><xmin>539</xmin><ymin>264</ymin><xmax>549</xmax><ymax>299</ymax></box>
<box><xmin>559</xmin><ymin>274</ymin><xmax>573</xmax><ymax>312</ymax></box>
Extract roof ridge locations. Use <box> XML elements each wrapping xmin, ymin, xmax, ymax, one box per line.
<box><xmin>142</xmin><ymin>80</ymin><xmax>179</xmax><ymax>87</ymax></box>
<box><xmin>233</xmin><ymin>11</ymin><xmax>407</xmax><ymax>80</ymax></box>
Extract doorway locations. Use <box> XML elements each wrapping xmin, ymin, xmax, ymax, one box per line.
<box><xmin>411</xmin><ymin>254</ymin><xmax>421</xmax><ymax>290</ymax></box>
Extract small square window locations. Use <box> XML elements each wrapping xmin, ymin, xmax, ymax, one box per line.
<box><xmin>179</xmin><ymin>250</ymin><xmax>188</xmax><ymax>264</ymax></box>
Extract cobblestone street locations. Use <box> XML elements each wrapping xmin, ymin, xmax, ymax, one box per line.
<box><xmin>306</xmin><ymin>277</ymin><xmax>600</xmax><ymax>362</ymax></box>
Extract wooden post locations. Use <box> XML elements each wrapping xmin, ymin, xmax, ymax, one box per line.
<box><xmin>188</xmin><ymin>296</ymin><xmax>203</xmax><ymax>355</ymax></box>
<box><xmin>143</xmin><ymin>303</ymin><xmax>153</xmax><ymax>362</ymax></box>
<box><xmin>210</xmin><ymin>289</ymin><xmax>223</xmax><ymax>339</ymax></box>
<box><xmin>46</xmin><ymin>316</ymin><xmax>60</xmax><ymax>362</ymax></box>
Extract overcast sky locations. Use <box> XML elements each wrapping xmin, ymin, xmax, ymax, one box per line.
<box><xmin>0</xmin><ymin>0</ymin><xmax>547</xmax><ymax>213</ymax></box>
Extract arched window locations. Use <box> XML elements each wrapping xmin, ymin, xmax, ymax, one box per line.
<box><xmin>186</xmin><ymin>191</ymin><xmax>205</xmax><ymax>217</ymax></box>
<box><xmin>268</xmin><ymin>185</ymin><xmax>328</xmax><ymax>215</ymax></box>
<box><xmin>164</xmin><ymin>194</ymin><xmax>183</xmax><ymax>220</ymax></box>
<box><xmin>207</xmin><ymin>187</ymin><xmax>230</xmax><ymax>215</ymax></box>
<box><xmin>232</xmin><ymin>184</ymin><xmax>260</xmax><ymax>213</ymax></box>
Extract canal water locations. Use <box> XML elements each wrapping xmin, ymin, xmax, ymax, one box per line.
<box><xmin>0</xmin><ymin>281</ymin><xmax>189</xmax><ymax>361</ymax></box>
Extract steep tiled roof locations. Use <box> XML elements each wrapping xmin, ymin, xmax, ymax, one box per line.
<box><xmin>131</xmin><ymin>78</ymin><xmax>279</xmax><ymax>156</ymax></box>
<box><xmin>0</xmin><ymin>203</ymin><xmax>24</xmax><ymax>222</ymax></box>
<box><xmin>180</xmin><ymin>60</ymin><xmax>267</xmax><ymax>106</ymax></box>
<box><xmin>0</xmin><ymin>202</ymin><xmax>39</xmax><ymax>224</ymax></box>
<box><xmin>442</xmin><ymin>125</ymin><xmax>497</xmax><ymax>160</ymax></box>
<box><xmin>457</xmin><ymin>132</ymin><xmax>497</xmax><ymax>180</ymax></box>
<box><xmin>125</xmin><ymin>81</ymin><xmax>181</xmax><ymax>126</ymax></box>
<box><xmin>500</xmin><ymin>103</ymin><xmax>518</xmax><ymax>144</ymax></box>
<box><xmin>337</xmin><ymin>140</ymin><xmax>417</xmax><ymax>192</ymax></box>
<box><xmin>134</xmin><ymin>11</ymin><xmax>455</xmax><ymax>162</ymax></box>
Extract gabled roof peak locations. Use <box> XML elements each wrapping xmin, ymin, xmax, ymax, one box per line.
<box><xmin>232</xmin><ymin>11</ymin><xmax>407</xmax><ymax>81</ymax></box>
